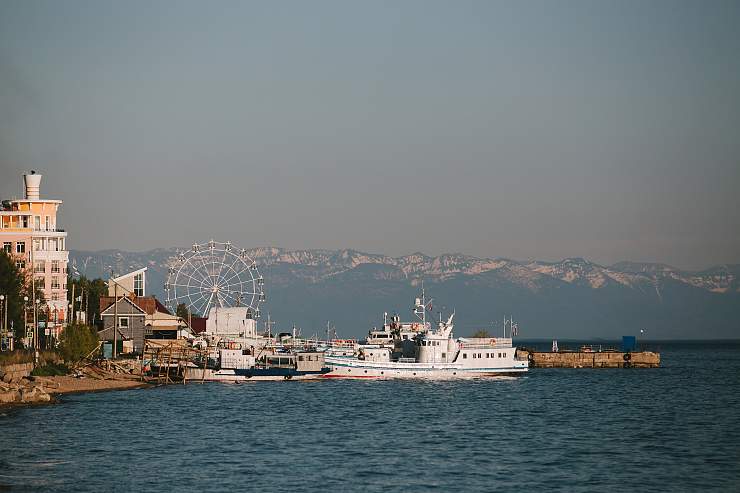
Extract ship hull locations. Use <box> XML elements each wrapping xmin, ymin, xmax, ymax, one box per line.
<box><xmin>185</xmin><ymin>367</ymin><xmax>330</xmax><ymax>382</ymax></box>
<box><xmin>323</xmin><ymin>357</ymin><xmax>528</xmax><ymax>379</ymax></box>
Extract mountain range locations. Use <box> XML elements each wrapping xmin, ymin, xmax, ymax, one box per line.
<box><xmin>69</xmin><ymin>247</ymin><xmax>740</xmax><ymax>339</ymax></box>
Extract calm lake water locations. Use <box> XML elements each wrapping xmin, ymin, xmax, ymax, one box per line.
<box><xmin>2</xmin><ymin>341</ymin><xmax>740</xmax><ymax>492</ymax></box>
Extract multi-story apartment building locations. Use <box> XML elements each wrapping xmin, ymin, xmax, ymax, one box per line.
<box><xmin>0</xmin><ymin>171</ymin><xmax>68</xmax><ymax>337</ymax></box>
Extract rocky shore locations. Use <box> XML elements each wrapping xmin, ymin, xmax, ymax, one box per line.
<box><xmin>1</xmin><ymin>361</ymin><xmax>149</xmax><ymax>407</ymax></box>
<box><xmin>0</xmin><ymin>362</ymin><xmax>53</xmax><ymax>405</ymax></box>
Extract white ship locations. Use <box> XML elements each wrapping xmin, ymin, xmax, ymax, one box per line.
<box><xmin>323</xmin><ymin>289</ymin><xmax>529</xmax><ymax>379</ymax></box>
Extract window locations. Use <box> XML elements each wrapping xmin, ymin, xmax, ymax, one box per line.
<box><xmin>16</xmin><ymin>260</ymin><xmax>25</xmax><ymax>269</ymax></box>
<box><xmin>35</xmin><ymin>277</ymin><xmax>44</xmax><ymax>289</ymax></box>
<box><xmin>442</xmin><ymin>353</ymin><xmax>446</xmax><ymax>358</ymax></box>
<box><xmin>34</xmin><ymin>261</ymin><xmax>45</xmax><ymax>273</ymax></box>
<box><xmin>463</xmin><ymin>353</ymin><xmax>467</xmax><ymax>359</ymax></box>
<box><xmin>16</xmin><ymin>242</ymin><xmax>25</xmax><ymax>254</ymax></box>
<box><xmin>45</xmin><ymin>216</ymin><xmax>50</xmax><ymax>230</ymax></box>
<box><xmin>34</xmin><ymin>216</ymin><xmax>40</xmax><ymax>230</ymax></box>
<box><xmin>473</xmin><ymin>353</ymin><xmax>477</xmax><ymax>359</ymax></box>
<box><xmin>3</xmin><ymin>242</ymin><xmax>10</xmax><ymax>253</ymax></box>
<box><xmin>51</xmin><ymin>276</ymin><xmax>60</xmax><ymax>289</ymax></box>
<box><xmin>133</xmin><ymin>272</ymin><xmax>144</xmax><ymax>296</ymax></box>
<box><xmin>22</xmin><ymin>216</ymin><xmax>28</xmax><ymax>228</ymax></box>
<box><xmin>118</xmin><ymin>317</ymin><xmax>129</xmax><ymax>328</ymax></box>
<box><xmin>51</xmin><ymin>260</ymin><xmax>60</xmax><ymax>273</ymax></box>
<box><xmin>52</xmin><ymin>293</ymin><xmax>59</xmax><ymax>301</ymax></box>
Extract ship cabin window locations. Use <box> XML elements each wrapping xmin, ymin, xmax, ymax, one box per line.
<box><xmin>442</xmin><ymin>353</ymin><xmax>446</xmax><ymax>358</ymax></box>
<box><xmin>462</xmin><ymin>353</ymin><xmax>467</xmax><ymax>359</ymax></box>
<box><xmin>472</xmin><ymin>353</ymin><xmax>476</xmax><ymax>359</ymax></box>
<box><xmin>298</xmin><ymin>356</ymin><xmax>304</xmax><ymax>361</ymax></box>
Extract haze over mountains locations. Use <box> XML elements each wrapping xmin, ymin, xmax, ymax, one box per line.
<box><xmin>70</xmin><ymin>247</ymin><xmax>740</xmax><ymax>340</ymax></box>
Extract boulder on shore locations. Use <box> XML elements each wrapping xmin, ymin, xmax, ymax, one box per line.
<box><xmin>0</xmin><ymin>380</ymin><xmax>52</xmax><ymax>405</ymax></box>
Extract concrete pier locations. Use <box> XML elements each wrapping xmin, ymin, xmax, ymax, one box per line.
<box><xmin>517</xmin><ymin>350</ymin><xmax>660</xmax><ymax>368</ymax></box>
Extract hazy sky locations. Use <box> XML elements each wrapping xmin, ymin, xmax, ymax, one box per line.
<box><xmin>1</xmin><ymin>0</ymin><xmax>738</xmax><ymax>270</ymax></box>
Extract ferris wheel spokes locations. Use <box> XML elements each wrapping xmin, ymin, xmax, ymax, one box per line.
<box><xmin>165</xmin><ymin>240</ymin><xmax>264</xmax><ymax>318</ymax></box>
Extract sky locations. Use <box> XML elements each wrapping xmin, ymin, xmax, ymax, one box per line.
<box><xmin>1</xmin><ymin>0</ymin><xmax>739</xmax><ymax>271</ymax></box>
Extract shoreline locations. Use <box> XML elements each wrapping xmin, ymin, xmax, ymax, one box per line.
<box><xmin>1</xmin><ymin>374</ymin><xmax>154</xmax><ymax>410</ymax></box>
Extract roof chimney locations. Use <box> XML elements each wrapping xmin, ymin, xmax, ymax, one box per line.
<box><xmin>23</xmin><ymin>171</ymin><xmax>42</xmax><ymax>200</ymax></box>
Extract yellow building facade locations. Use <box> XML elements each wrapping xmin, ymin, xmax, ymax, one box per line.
<box><xmin>0</xmin><ymin>172</ymin><xmax>69</xmax><ymax>337</ymax></box>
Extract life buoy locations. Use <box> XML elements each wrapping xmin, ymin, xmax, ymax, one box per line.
<box><xmin>490</xmin><ymin>338</ymin><xmax>497</xmax><ymax>345</ymax></box>
<box><xmin>623</xmin><ymin>353</ymin><xmax>631</xmax><ymax>362</ymax></box>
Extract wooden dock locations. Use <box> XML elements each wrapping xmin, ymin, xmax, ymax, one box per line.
<box><xmin>517</xmin><ymin>350</ymin><xmax>660</xmax><ymax>368</ymax></box>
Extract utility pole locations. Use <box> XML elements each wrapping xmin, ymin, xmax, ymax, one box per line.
<box><xmin>70</xmin><ymin>282</ymin><xmax>75</xmax><ymax>325</ymax></box>
<box><xmin>83</xmin><ymin>289</ymin><xmax>88</xmax><ymax>325</ymax></box>
<box><xmin>31</xmin><ymin>242</ymin><xmax>36</xmax><ymax>351</ymax></box>
<box><xmin>113</xmin><ymin>281</ymin><xmax>118</xmax><ymax>359</ymax></box>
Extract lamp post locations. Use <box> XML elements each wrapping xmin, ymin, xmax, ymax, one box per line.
<box><xmin>53</xmin><ymin>307</ymin><xmax>58</xmax><ymax>348</ymax></box>
<box><xmin>23</xmin><ymin>295</ymin><xmax>29</xmax><ymax>348</ymax></box>
<box><xmin>0</xmin><ymin>294</ymin><xmax>5</xmax><ymax>351</ymax></box>
<box><xmin>34</xmin><ymin>298</ymin><xmax>41</xmax><ymax>352</ymax></box>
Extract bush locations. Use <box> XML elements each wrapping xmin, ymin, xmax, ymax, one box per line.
<box><xmin>31</xmin><ymin>363</ymin><xmax>69</xmax><ymax>376</ymax></box>
<box><xmin>58</xmin><ymin>324</ymin><xmax>100</xmax><ymax>363</ymax></box>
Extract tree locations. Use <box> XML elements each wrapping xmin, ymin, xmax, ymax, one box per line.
<box><xmin>67</xmin><ymin>275</ymin><xmax>109</xmax><ymax>326</ymax></box>
<box><xmin>58</xmin><ymin>323</ymin><xmax>99</xmax><ymax>363</ymax></box>
<box><xmin>0</xmin><ymin>251</ymin><xmax>24</xmax><ymax>337</ymax></box>
<box><xmin>176</xmin><ymin>303</ymin><xmax>190</xmax><ymax>320</ymax></box>
<box><xmin>0</xmin><ymin>251</ymin><xmax>44</xmax><ymax>344</ymax></box>
<box><xmin>472</xmin><ymin>329</ymin><xmax>491</xmax><ymax>338</ymax></box>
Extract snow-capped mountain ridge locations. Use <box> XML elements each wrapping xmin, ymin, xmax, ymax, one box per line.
<box><xmin>68</xmin><ymin>247</ymin><xmax>740</xmax><ymax>339</ymax></box>
<box><xmin>70</xmin><ymin>246</ymin><xmax>738</xmax><ymax>294</ymax></box>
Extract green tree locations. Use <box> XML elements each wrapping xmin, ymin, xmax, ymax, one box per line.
<box><xmin>0</xmin><ymin>251</ymin><xmax>44</xmax><ymax>344</ymax></box>
<box><xmin>176</xmin><ymin>303</ymin><xmax>190</xmax><ymax>320</ymax></box>
<box><xmin>58</xmin><ymin>323</ymin><xmax>99</xmax><ymax>363</ymax></box>
<box><xmin>67</xmin><ymin>275</ymin><xmax>109</xmax><ymax>327</ymax></box>
<box><xmin>0</xmin><ymin>251</ymin><xmax>24</xmax><ymax>338</ymax></box>
<box><xmin>472</xmin><ymin>329</ymin><xmax>491</xmax><ymax>338</ymax></box>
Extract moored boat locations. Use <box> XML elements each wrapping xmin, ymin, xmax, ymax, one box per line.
<box><xmin>323</xmin><ymin>288</ymin><xmax>528</xmax><ymax>379</ymax></box>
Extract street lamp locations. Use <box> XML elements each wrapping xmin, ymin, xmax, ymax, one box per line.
<box><xmin>0</xmin><ymin>294</ymin><xmax>5</xmax><ymax>351</ymax></box>
<box><xmin>23</xmin><ymin>295</ymin><xmax>29</xmax><ymax>348</ymax></box>
<box><xmin>35</xmin><ymin>298</ymin><xmax>41</xmax><ymax>351</ymax></box>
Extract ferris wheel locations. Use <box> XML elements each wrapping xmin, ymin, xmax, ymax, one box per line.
<box><xmin>164</xmin><ymin>240</ymin><xmax>265</xmax><ymax>318</ymax></box>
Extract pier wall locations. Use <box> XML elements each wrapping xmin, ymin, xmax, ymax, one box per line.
<box><xmin>519</xmin><ymin>351</ymin><xmax>660</xmax><ymax>368</ymax></box>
